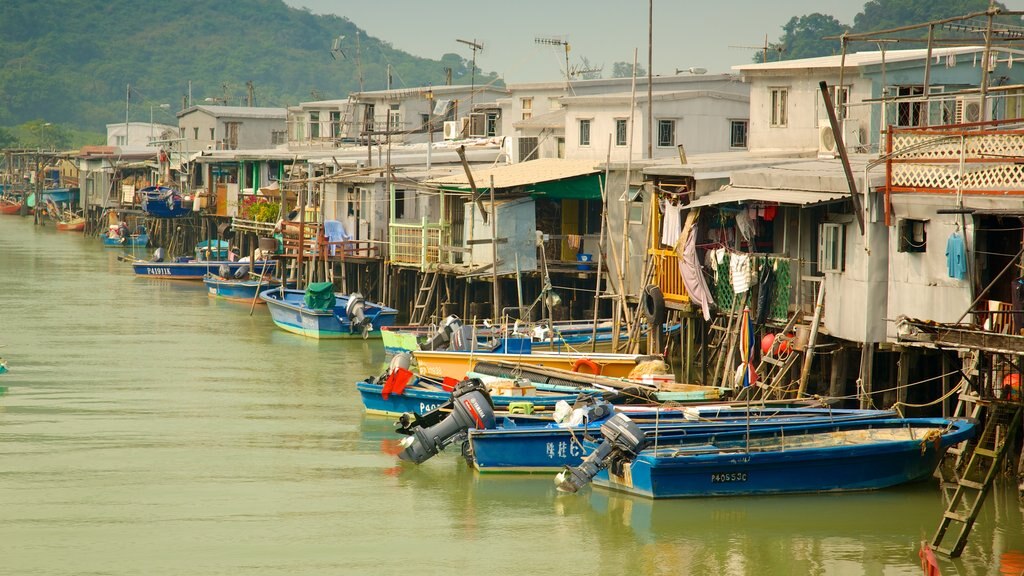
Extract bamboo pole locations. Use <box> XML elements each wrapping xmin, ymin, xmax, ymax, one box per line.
<box><xmin>590</xmin><ymin>136</ymin><xmax>613</xmax><ymax>352</ymax></box>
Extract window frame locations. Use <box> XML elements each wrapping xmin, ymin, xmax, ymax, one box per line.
<box><xmin>615</xmin><ymin>118</ymin><xmax>628</xmax><ymax>147</ymax></box>
<box><xmin>657</xmin><ymin>119</ymin><xmax>675</xmax><ymax>147</ymax></box>
<box><xmin>770</xmin><ymin>87</ymin><xmax>788</xmax><ymax>127</ymax></box>
<box><xmin>730</xmin><ymin>120</ymin><xmax>748</xmax><ymax>149</ymax></box>
<box><xmin>819</xmin><ymin>222</ymin><xmax>846</xmax><ymax>273</ymax></box>
<box><xmin>579</xmin><ymin>118</ymin><xmax>592</xmax><ymax>147</ymax></box>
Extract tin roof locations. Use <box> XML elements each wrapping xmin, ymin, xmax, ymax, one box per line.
<box><xmin>428</xmin><ymin>158</ymin><xmax>600</xmax><ymax>188</ymax></box>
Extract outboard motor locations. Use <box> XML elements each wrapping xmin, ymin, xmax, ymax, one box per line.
<box><xmin>397</xmin><ymin>378</ymin><xmax>496</xmax><ymax>464</ymax></box>
<box><xmin>345</xmin><ymin>292</ymin><xmax>372</xmax><ymax>338</ymax></box>
<box><xmin>554</xmin><ymin>413</ymin><xmax>646</xmax><ymax>493</ymax></box>
<box><xmin>233</xmin><ymin>264</ymin><xmax>250</xmax><ymax>279</ymax></box>
<box><xmin>152</xmin><ymin>247</ymin><xmax>165</xmax><ymax>263</ymax></box>
<box><xmin>420</xmin><ymin>315</ymin><xmax>463</xmax><ymax>351</ymax></box>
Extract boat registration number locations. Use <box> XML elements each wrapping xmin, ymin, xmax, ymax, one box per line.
<box><xmin>419</xmin><ymin>403</ymin><xmax>440</xmax><ymax>413</ymax></box>
<box><xmin>146</xmin><ymin>267</ymin><xmax>173</xmax><ymax>275</ymax></box>
<box><xmin>711</xmin><ymin>472</ymin><xmax>748</xmax><ymax>483</ymax></box>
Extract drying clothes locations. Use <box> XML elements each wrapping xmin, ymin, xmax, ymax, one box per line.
<box><xmin>763</xmin><ymin>205</ymin><xmax>777</xmax><ymax>221</ymax></box>
<box><xmin>945</xmin><ymin>231</ymin><xmax>966</xmax><ymax>280</ymax></box>
<box><xmin>730</xmin><ymin>253</ymin><xmax>751</xmax><ymax>294</ymax></box>
<box><xmin>755</xmin><ymin>261</ymin><xmax>776</xmax><ymax>326</ymax></box>
<box><xmin>566</xmin><ymin>234</ymin><xmax>582</xmax><ymax>250</ymax></box>
<box><xmin>678</xmin><ymin>231</ymin><xmax>715</xmax><ymax>321</ymax></box>
<box><xmin>324</xmin><ymin>219</ymin><xmax>351</xmax><ymax>256</ymax></box>
<box><xmin>661</xmin><ymin>200</ymin><xmax>684</xmax><ymax>247</ymax></box>
<box><xmin>734</xmin><ymin>210</ymin><xmax>756</xmax><ymax>243</ymax></box>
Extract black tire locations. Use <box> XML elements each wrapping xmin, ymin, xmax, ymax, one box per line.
<box><xmin>642</xmin><ymin>284</ymin><xmax>667</xmax><ymax>327</ymax></box>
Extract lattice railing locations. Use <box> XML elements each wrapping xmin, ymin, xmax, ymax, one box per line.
<box><xmin>649</xmin><ymin>247</ymin><xmax>690</xmax><ymax>305</ymax></box>
<box><xmin>389</xmin><ymin>220</ymin><xmax>442</xmax><ymax>270</ymax></box>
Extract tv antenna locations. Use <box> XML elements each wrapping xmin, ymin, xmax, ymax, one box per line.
<box><xmin>730</xmin><ymin>34</ymin><xmax>786</xmax><ymax>62</ymax></box>
<box><xmin>535</xmin><ymin>36</ymin><xmax>572</xmax><ymax>82</ymax></box>
<box><xmin>330</xmin><ymin>35</ymin><xmax>346</xmax><ymax>60</ymax></box>
<box><xmin>456</xmin><ymin>38</ymin><xmax>483</xmax><ymax>110</ymax></box>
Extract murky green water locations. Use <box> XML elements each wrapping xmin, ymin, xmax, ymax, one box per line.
<box><xmin>1</xmin><ymin>216</ymin><xmax>1022</xmax><ymax>576</ymax></box>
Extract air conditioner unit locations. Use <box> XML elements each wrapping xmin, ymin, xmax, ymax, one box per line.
<box><xmin>818</xmin><ymin>120</ymin><xmax>862</xmax><ymax>158</ymax></box>
<box><xmin>443</xmin><ymin>120</ymin><xmax>461</xmax><ymax>140</ymax></box>
<box><xmin>955</xmin><ymin>96</ymin><xmax>984</xmax><ymax>124</ymax></box>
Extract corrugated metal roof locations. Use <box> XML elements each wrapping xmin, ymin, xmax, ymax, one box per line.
<box><xmin>513</xmin><ymin>108</ymin><xmax>566</xmax><ymax>130</ymax></box>
<box><xmin>687</xmin><ymin>185</ymin><xmax>850</xmax><ymax>208</ymax></box>
<box><xmin>428</xmin><ymin>158</ymin><xmax>600</xmax><ymax>189</ymax></box>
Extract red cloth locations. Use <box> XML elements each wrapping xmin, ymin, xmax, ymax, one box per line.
<box><xmin>441</xmin><ymin>377</ymin><xmax>459</xmax><ymax>392</ymax></box>
<box><xmin>919</xmin><ymin>543</ymin><xmax>942</xmax><ymax>576</ymax></box>
<box><xmin>381</xmin><ymin>367</ymin><xmax>414</xmax><ymax>400</ymax></box>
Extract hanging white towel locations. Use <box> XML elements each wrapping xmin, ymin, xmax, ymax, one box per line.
<box><xmin>730</xmin><ymin>252</ymin><xmax>751</xmax><ymax>294</ymax></box>
<box><xmin>661</xmin><ymin>201</ymin><xmax>683</xmax><ymax>247</ymax></box>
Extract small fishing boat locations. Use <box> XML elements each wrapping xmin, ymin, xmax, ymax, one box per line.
<box><xmin>382</xmin><ymin>318</ymin><xmax>620</xmax><ymax>356</ymax></box>
<box><xmin>260</xmin><ymin>286</ymin><xmax>398</xmax><ymax>339</ymax></box>
<box><xmin>55</xmin><ymin>215</ymin><xmax>85</xmax><ymax>232</ymax></box>
<box><xmin>131</xmin><ymin>256</ymin><xmax>275</xmax><ymax>280</ymax></box>
<box><xmin>466</xmin><ymin>404</ymin><xmax>897</xmax><ymax>473</ymax></box>
<box><xmin>203</xmin><ymin>271</ymin><xmax>287</xmax><ymax>303</ymax></box>
<box><xmin>413</xmin><ymin>347</ymin><xmax>655</xmax><ymax>380</ymax></box>
<box><xmin>0</xmin><ymin>197</ymin><xmax>24</xmax><ymax>215</ymax></box>
<box><xmin>139</xmin><ymin>185</ymin><xmax>191</xmax><ymax>218</ymax></box>
<box><xmin>102</xmin><ymin>224</ymin><xmax>149</xmax><ymax>247</ymax></box>
<box><xmin>555</xmin><ymin>416</ymin><xmax>976</xmax><ymax>498</ymax></box>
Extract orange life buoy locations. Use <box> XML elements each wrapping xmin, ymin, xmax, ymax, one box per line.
<box><xmin>571</xmin><ymin>357</ymin><xmax>601</xmax><ymax>375</ymax></box>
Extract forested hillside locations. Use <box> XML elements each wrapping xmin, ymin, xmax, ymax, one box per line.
<box><xmin>0</xmin><ymin>0</ymin><xmax>497</xmax><ymax>133</ymax></box>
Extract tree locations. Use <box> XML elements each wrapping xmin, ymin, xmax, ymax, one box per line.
<box><xmin>760</xmin><ymin>13</ymin><xmax>848</xmax><ymax>63</ymax></box>
<box><xmin>611</xmin><ymin>61</ymin><xmax>647</xmax><ymax>78</ymax></box>
<box><xmin>0</xmin><ymin>127</ymin><xmax>15</xmax><ymax>148</ymax></box>
<box><xmin>852</xmin><ymin>0</ymin><xmax>1006</xmax><ymax>33</ymax></box>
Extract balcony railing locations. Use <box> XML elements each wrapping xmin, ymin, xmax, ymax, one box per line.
<box><xmin>648</xmin><ymin>247</ymin><xmax>691</xmax><ymax>305</ymax></box>
<box><xmin>390</xmin><ymin>217</ymin><xmax>442</xmax><ymax>270</ymax></box>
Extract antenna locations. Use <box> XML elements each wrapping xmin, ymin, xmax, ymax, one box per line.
<box><xmin>456</xmin><ymin>38</ymin><xmax>483</xmax><ymax>111</ymax></box>
<box><xmin>331</xmin><ymin>35</ymin><xmax>346</xmax><ymax>60</ymax></box>
<box><xmin>729</xmin><ymin>33</ymin><xmax>786</xmax><ymax>62</ymax></box>
<box><xmin>535</xmin><ymin>36</ymin><xmax>572</xmax><ymax>83</ymax></box>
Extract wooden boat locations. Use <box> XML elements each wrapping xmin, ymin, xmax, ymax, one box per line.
<box><xmin>382</xmin><ymin>319</ymin><xmax>620</xmax><ymax>356</ymax></box>
<box><xmin>466</xmin><ymin>406</ymin><xmax>897</xmax><ymax>473</ymax></box>
<box><xmin>260</xmin><ymin>287</ymin><xmax>398</xmax><ymax>339</ymax></box>
<box><xmin>131</xmin><ymin>257</ymin><xmax>275</xmax><ymax>280</ymax></box>
<box><xmin>203</xmin><ymin>272</ymin><xmax>288</xmax><ymax>303</ymax></box>
<box><xmin>55</xmin><ymin>215</ymin><xmax>85</xmax><ymax>232</ymax></box>
<box><xmin>357</xmin><ymin>375</ymin><xmax>593</xmax><ymax>416</ymax></box>
<box><xmin>412</xmin><ymin>348</ymin><xmax>654</xmax><ymax>380</ymax></box>
<box><xmin>140</xmin><ymin>185</ymin><xmax>191</xmax><ymax>218</ymax></box>
<box><xmin>0</xmin><ymin>198</ymin><xmax>24</xmax><ymax>215</ymax></box>
<box><xmin>102</xmin><ymin>227</ymin><xmax>149</xmax><ymax>247</ymax></box>
<box><xmin>566</xmin><ymin>417</ymin><xmax>976</xmax><ymax>499</ymax></box>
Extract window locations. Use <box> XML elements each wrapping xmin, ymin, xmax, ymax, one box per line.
<box><xmin>309</xmin><ymin>111</ymin><xmax>320</xmax><ymax>139</ymax></box>
<box><xmin>894</xmin><ymin>86</ymin><xmax>924</xmax><ymax>127</ymax></box>
<box><xmin>271</xmin><ymin>130</ymin><xmax>286</xmax><ymax>145</ymax></box>
<box><xmin>730</xmin><ymin>120</ymin><xmax>748</xmax><ymax>148</ymax></box>
<box><xmin>819</xmin><ymin>222</ymin><xmax>846</xmax><ymax>272</ymax></box>
<box><xmin>628</xmin><ymin>187</ymin><xmax>644</xmax><ymax>224</ymax></box>
<box><xmin>179</xmin><ymin>127</ymin><xmax>185</xmax><ymax>138</ymax></box>
<box><xmin>657</xmin><ymin>119</ymin><xmax>675</xmax><ymax>147</ymax></box>
<box><xmin>209</xmin><ymin>127</ymin><xmax>215</xmax><ymax>140</ymax></box>
<box><xmin>579</xmin><ymin>119</ymin><xmax>591</xmax><ymax>146</ymax></box>
<box><xmin>330</xmin><ymin>111</ymin><xmax>341</xmax><ymax>137</ymax></box>
<box><xmin>421</xmin><ymin>113</ymin><xmax>430</xmax><ymax>131</ymax></box>
<box><xmin>394</xmin><ymin>188</ymin><xmax>406</xmax><ymax>219</ymax></box>
<box><xmin>615</xmin><ymin>119</ymin><xmax>628</xmax><ymax>146</ymax></box>
<box><xmin>897</xmin><ymin>218</ymin><xmax>927</xmax><ymax>253</ymax></box>
<box><xmin>519</xmin><ymin>137</ymin><xmax>539</xmax><ymax>162</ymax></box>
<box><xmin>486</xmin><ymin>112</ymin><xmax>498</xmax><ymax>137</ymax></box>
<box><xmin>115</xmin><ymin>135</ymin><xmax>126</xmax><ymax>146</ymax></box>
<box><xmin>389</xmin><ymin>104</ymin><xmax>400</xmax><ymax>130</ymax></box>
<box><xmin>193</xmin><ymin>127</ymin><xmax>199</xmax><ymax>140</ymax></box>
<box><xmin>556</xmin><ymin>137</ymin><xmax>565</xmax><ymax>158</ymax></box>
<box><xmin>770</xmin><ymin>88</ymin><xmax>788</xmax><ymax>127</ymax></box>
<box><xmin>225</xmin><ymin>122</ymin><xmax>240</xmax><ymax>150</ymax></box>
<box><xmin>521</xmin><ymin>97</ymin><xmax>533</xmax><ymax>120</ymax></box>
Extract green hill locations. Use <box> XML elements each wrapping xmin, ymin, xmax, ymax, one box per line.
<box><xmin>0</xmin><ymin>0</ymin><xmax>499</xmax><ymax>134</ymax></box>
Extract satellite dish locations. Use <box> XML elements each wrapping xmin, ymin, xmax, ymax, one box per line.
<box><xmin>331</xmin><ymin>35</ymin><xmax>346</xmax><ymax>60</ymax></box>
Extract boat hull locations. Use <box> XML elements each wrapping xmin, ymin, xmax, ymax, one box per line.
<box><xmin>261</xmin><ymin>289</ymin><xmax>397</xmax><ymax>339</ymax></box>
<box><xmin>56</xmin><ymin>218</ymin><xmax>85</xmax><ymax>232</ymax></box>
<box><xmin>0</xmin><ymin>200</ymin><xmax>23</xmax><ymax>215</ymax></box>
<box><xmin>356</xmin><ymin>380</ymin><xmax>581</xmax><ymax>417</ymax></box>
<box><xmin>590</xmin><ymin>418</ymin><xmax>976</xmax><ymax>498</ymax></box>
<box><xmin>413</xmin><ymin>349</ymin><xmax>646</xmax><ymax>380</ymax></box>
<box><xmin>102</xmin><ymin>234</ymin><xmax>149</xmax><ymax>247</ymax></box>
<box><xmin>132</xmin><ymin>259</ymin><xmax>276</xmax><ymax>280</ymax></box>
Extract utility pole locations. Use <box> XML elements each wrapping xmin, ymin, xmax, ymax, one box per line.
<box><xmin>647</xmin><ymin>0</ymin><xmax>653</xmax><ymax>159</ymax></box>
<box><xmin>246</xmin><ymin>80</ymin><xmax>255</xmax><ymax>107</ymax></box>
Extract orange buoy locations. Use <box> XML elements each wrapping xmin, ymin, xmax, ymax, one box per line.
<box><xmin>571</xmin><ymin>357</ymin><xmax>601</xmax><ymax>375</ymax></box>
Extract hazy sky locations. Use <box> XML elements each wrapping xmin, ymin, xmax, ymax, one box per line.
<box><xmin>284</xmin><ymin>0</ymin><xmax>1024</xmax><ymax>85</ymax></box>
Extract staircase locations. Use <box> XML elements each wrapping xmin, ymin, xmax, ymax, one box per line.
<box><xmin>930</xmin><ymin>401</ymin><xmax>1023</xmax><ymax>558</ymax></box>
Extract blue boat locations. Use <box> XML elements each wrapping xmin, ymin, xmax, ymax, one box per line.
<box><xmin>102</xmin><ymin>225</ymin><xmax>149</xmax><ymax>247</ymax></box>
<box><xmin>27</xmin><ymin>188</ymin><xmax>79</xmax><ymax>207</ymax></box>
<box><xmin>560</xmin><ymin>417</ymin><xmax>976</xmax><ymax>499</ymax></box>
<box><xmin>261</xmin><ymin>288</ymin><xmax>398</xmax><ymax>339</ymax></box>
<box><xmin>195</xmin><ymin>239</ymin><xmax>230</xmax><ymax>260</ymax></box>
<box><xmin>357</xmin><ymin>377</ymin><xmax>589</xmax><ymax>416</ymax></box>
<box><xmin>466</xmin><ymin>406</ymin><xmax>898</xmax><ymax>473</ymax></box>
<box><xmin>203</xmin><ymin>273</ymin><xmax>288</xmax><ymax>302</ymax></box>
<box><xmin>131</xmin><ymin>257</ymin><xmax>275</xmax><ymax>280</ymax></box>
<box><xmin>139</xmin><ymin>186</ymin><xmax>191</xmax><ymax>218</ymax></box>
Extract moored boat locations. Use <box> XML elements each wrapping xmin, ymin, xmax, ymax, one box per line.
<box><xmin>203</xmin><ymin>272</ymin><xmax>287</xmax><ymax>303</ymax></box>
<box><xmin>555</xmin><ymin>416</ymin><xmax>977</xmax><ymax>498</ymax></box>
<box><xmin>260</xmin><ymin>286</ymin><xmax>397</xmax><ymax>339</ymax></box>
<box><xmin>139</xmin><ymin>185</ymin><xmax>191</xmax><ymax>218</ymax></box>
<box><xmin>131</xmin><ymin>257</ymin><xmax>275</xmax><ymax>280</ymax></box>
<box><xmin>412</xmin><ymin>347</ymin><xmax>655</xmax><ymax>380</ymax></box>
<box><xmin>55</xmin><ymin>215</ymin><xmax>85</xmax><ymax>231</ymax></box>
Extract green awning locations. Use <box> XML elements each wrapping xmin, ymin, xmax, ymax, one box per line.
<box><xmin>527</xmin><ymin>173</ymin><xmax>604</xmax><ymax>200</ymax></box>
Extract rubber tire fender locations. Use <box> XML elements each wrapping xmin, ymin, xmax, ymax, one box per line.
<box><xmin>642</xmin><ymin>284</ymin><xmax>667</xmax><ymax>327</ymax></box>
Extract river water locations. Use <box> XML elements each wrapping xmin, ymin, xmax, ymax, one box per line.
<box><xmin>1</xmin><ymin>215</ymin><xmax>1022</xmax><ymax>576</ymax></box>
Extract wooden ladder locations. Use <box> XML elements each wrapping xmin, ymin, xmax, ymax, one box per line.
<box><xmin>940</xmin><ymin>351</ymin><xmax>984</xmax><ymax>479</ymax></box>
<box><xmin>409</xmin><ymin>271</ymin><xmax>439</xmax><ymax>326</ymax></box>
<box><xmin>930</xmin><ymin>402</ymin><xmax>1023</xmax><ymax>558</ymax></box>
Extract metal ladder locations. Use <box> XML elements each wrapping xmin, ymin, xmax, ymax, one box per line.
<box><xmin>930</xmin><ymin>401</ymin><xmax>1023</xmax><ymax>558</ymax></box>
<box><xmin>409</xmin><ymin>271</ymin><xmax>438</xmax><ymax>326</ymax></box>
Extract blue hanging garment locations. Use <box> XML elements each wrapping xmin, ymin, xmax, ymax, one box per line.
<box><xmin>946</xmin><ymin>231</ymin><xmax>966</xmax><ymax>280</ymax></box>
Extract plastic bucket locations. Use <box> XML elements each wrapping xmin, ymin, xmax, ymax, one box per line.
<box><xmin>576</xmin><ymin>253</ymin><xmax>593</xmax><ymax>270</ymax></box>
